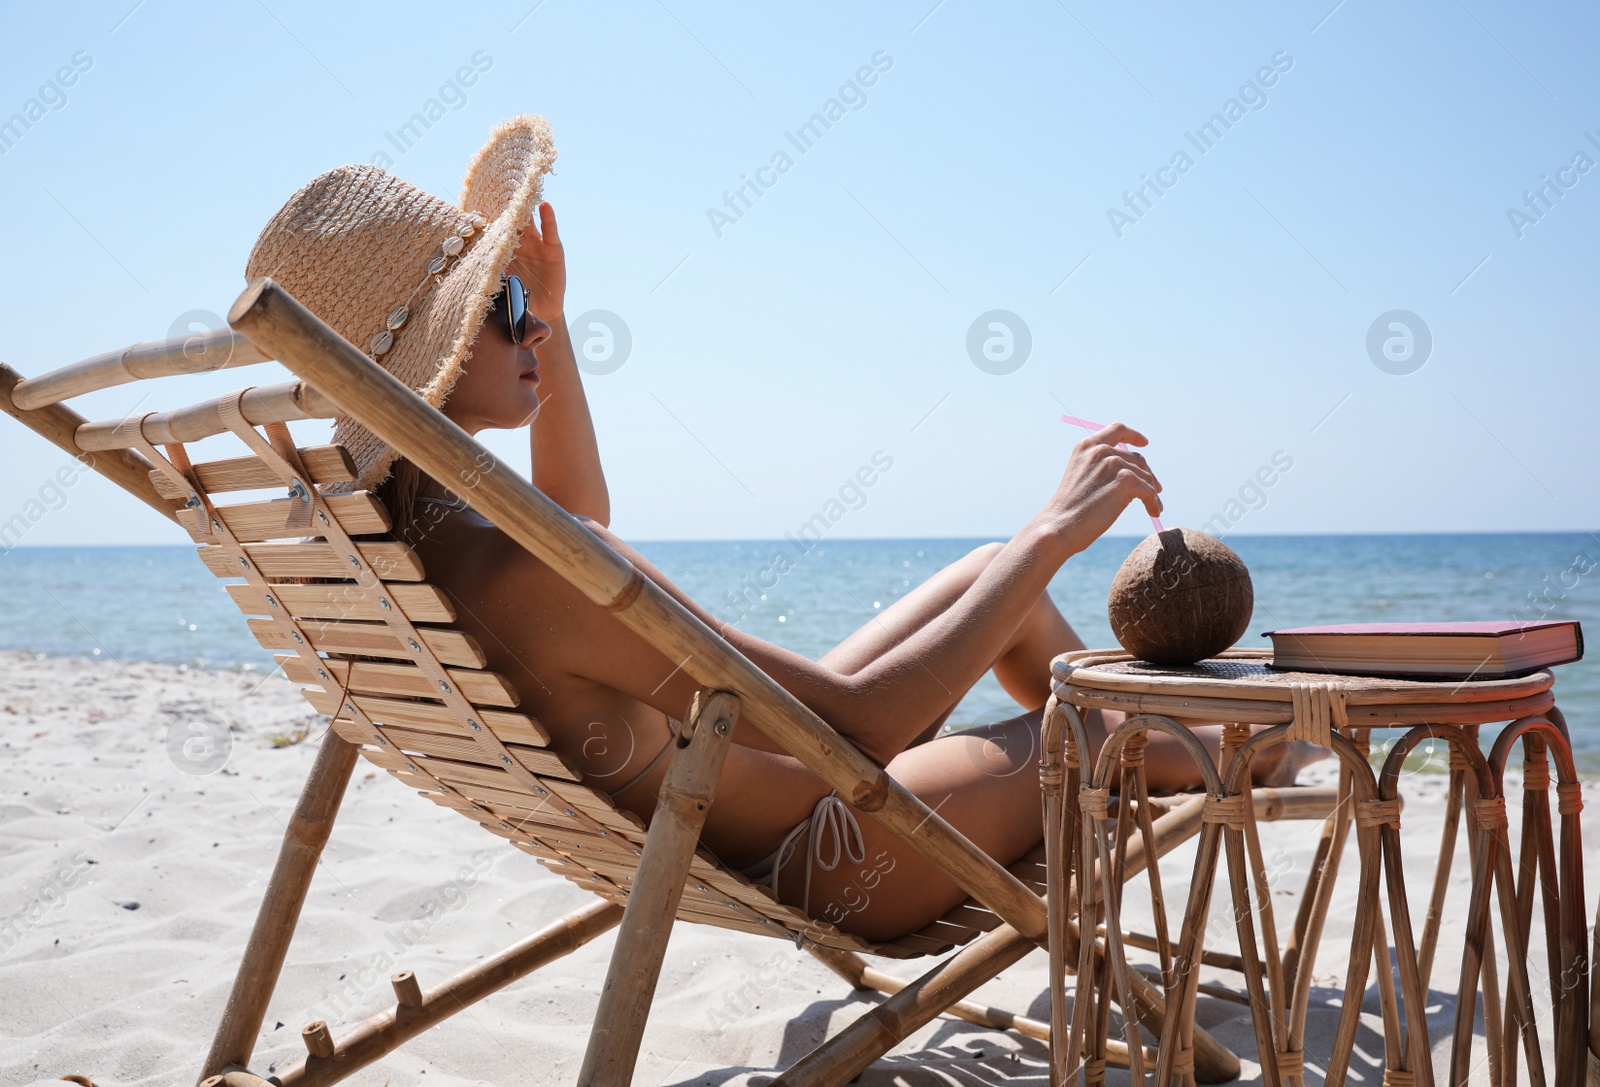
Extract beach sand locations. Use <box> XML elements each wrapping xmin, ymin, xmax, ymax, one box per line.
<box><xmin>2</xmin><ymin>650</ymin><xmax>1592</xmax><ymax>1086</ymax></box>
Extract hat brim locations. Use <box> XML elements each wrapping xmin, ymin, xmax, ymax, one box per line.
<box><xmin>331</xmin><ymin>114</ymin><xmax>558</xmax><ymax>493</ymax></box>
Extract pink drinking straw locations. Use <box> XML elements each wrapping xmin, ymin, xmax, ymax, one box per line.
<box><xmin>1060</xmin><ymin>414</ymin><xmax>1166</xmax><ymax>532</ymax></box>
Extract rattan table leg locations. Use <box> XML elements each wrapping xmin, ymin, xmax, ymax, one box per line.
<box><xmin>1489</xmin><ymin>712</ymin><xmax>1589</xmax><ymax>1087</ymax></box>
<box><xmin>1418</xmin><ymin>746</ymin><xmax>1469</xmax><ymax>990</ymax></box>
<box><xmin>1041</xmin><ymin>695</ymin><xmax>1076</xmax><ymax>1087</ymax></box>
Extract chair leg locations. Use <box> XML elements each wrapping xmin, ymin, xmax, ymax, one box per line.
<box><xmin>578</xmin><ymin>691</ymin><xmax>740</xmax><ymax>1087</ymax></box>
<box><xmin>199</xmin><ymin>731</ymin><xmax>361</xmax><ymax>1083</ymax></box>
<box><xmin>273</xmin><ymin>898</ymin><xmax>624</xmax><ymax>1087</ymax></box>
<box><xmin>776</xmin><ymin>923</ymin><xmax>1039</xmax><ymax>1087</ymax></box>
<box><xmin>805</xmin><ymin>944</ymin><xmax>1157</xmax><ymax>1067</ymax></box>
<box><xmin>785</xmin><ymin>926</ymin><xmax>1236</xmax><ymax>1086</ymax></box>
<box><xmin>807</xmin><ymin>944</ymin><xmax>1047</xmax><ymax>1042</ymax></box>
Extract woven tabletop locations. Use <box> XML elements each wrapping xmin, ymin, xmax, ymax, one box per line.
<box><xmin>1052</xmin><ymin>647</ymin><xmax>1554</xmax><ymax>708</ymax></box>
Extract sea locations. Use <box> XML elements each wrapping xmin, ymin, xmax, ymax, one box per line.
<box><xmin>1</xmin><ymin>533</ymin><xmax>1595</xmax><ymax>772</ymax></box>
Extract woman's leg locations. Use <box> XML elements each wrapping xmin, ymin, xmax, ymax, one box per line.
<box><xmin>819</xmin><ymin>542</ymin><xmax>1090</xmax><ymax>744</ymax></box>
<box><xmin>781</xmin><ymin>710</ymin><xmax>1327</xmax><ymax>940</ymax></box>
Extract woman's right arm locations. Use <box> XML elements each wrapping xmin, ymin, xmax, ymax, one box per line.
<box><xmin>721</xmin><ymin>422</ymin><xmax>1162</xmax><ymax>761</ymax></box>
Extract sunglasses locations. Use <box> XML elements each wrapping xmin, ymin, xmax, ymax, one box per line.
<box><xmin>489</xmin><ymin>274</ymin><xmax>531</xmax><ymax>345</ymax></box>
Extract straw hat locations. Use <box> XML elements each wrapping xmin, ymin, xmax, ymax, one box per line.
<box><xmin>243</xmin><ymin>114</ymin><xmax>557</xmax><ymax>493</ymax></box>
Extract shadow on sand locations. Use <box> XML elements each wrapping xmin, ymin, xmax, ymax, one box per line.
<box><xmin>661</xmin><ymin>970</ymin><xmax>1506</xmax><ymax>1087</ymax></box>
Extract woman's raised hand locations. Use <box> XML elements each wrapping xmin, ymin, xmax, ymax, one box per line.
<box><xmin>508</xmin><ymin>201</ymin><xmax>565</xmax><ymax>323</ymax></box>
<box><xmin>1041</xmin><ymin>422</ymin><xmax>1163</xmax><ymax>555</ymax></box>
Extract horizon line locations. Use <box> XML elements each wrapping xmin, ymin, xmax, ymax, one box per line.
<box><xmin>4</xmin><ymin>527</ymin><xmax>1599</xmax><ymax>552</ymax></box>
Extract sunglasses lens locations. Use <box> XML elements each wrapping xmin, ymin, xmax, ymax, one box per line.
<box><xmin>506</xmin><ymin>275</ymin><xmax>528</xmax><ymax>345</ymax></box>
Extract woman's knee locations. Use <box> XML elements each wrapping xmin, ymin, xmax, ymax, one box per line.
<box><xmin>962</xmin><ymin>541</ymin><xmax>1005</xmax><ymax>571</ymax></box>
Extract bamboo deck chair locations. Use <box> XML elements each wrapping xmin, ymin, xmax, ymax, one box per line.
<box><xmin>2</xmin><ymin>277</ymin><xmax>1339</xmax><ymax>1087</ymax></box>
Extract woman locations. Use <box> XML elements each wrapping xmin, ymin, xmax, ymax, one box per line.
<box><xmin>246</xmin><ymin>115</ymin><xmax>1319</xmax><ymax>943</ymax></box>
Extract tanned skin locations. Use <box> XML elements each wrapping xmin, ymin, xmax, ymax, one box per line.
<box><xmin>392</xmin><ymin>202</ymin><xmax>1320</xmax><ymax>941</ymax></box>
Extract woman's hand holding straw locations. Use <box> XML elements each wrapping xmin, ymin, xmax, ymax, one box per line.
<box><xmin>1059</xmin><ymin>414</ymin><xmax>1166</xmax><ymax>532</ymax></box>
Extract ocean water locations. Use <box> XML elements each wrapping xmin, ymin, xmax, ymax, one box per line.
<box><xmin>1</xmin><ymin>533</ymin><xmax>1594</xmax><ymax>770</ymax></box>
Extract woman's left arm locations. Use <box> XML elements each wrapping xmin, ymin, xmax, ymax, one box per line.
<box><xmin>509</xmin><ymin>202</ymin><xmax>611</xmax><ymax>526</ymax></box>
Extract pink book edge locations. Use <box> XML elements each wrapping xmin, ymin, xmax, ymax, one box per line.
<box><xmin>1263</xmin><ymin>620</ymin><xmax>1579</xmax><ymax>637</ymax></box>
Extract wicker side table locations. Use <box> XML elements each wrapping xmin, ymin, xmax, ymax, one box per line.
<box><xmin>1040</xmin><ymin>648</ymin><xmax>1587</xmax><ymax>1087</ymax></box>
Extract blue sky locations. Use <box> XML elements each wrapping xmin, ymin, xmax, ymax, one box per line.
<box><xmin>2</xmin><ymin>0</ymin><xmax>1596</xmax><ymax>545</ymax></box>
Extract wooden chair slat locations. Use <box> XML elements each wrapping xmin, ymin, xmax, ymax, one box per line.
<box><xmin>540</xmin><ymin>776</ymin><xmax>644</xmax><ymax>823</ymax></box>
<box><xmin>240</xmin><ymin>582</ymin><xmax>454</xmax><ymax>623</ymax></box>
<box><xmin>200</xmin><ymin>540</ymin><xmax>424</xmax><ymax>581</ymax></box>
<box><xmin>877</xmin><ymin>930</ymin><xmax>968</xmax><ymax>956</ymax></box>
<box><xmin>530</xmin><ymin>856</ymin><xmax>627</xmax><ymax>892</ymax></box>
<box><xmin>407</xmin><ymin>751</ymin><xmax>580</xmax><ymax>791</ymax></box>
<box><xmin>183</xmin><ymin>492</ymin><xmax>389</xmax><ymax>542</ymax></box>
<box><xmin>76</xmin><ymin>379</ymin><xmax>336</xmax><ymax>451</ymax></box>
<box><xmin>9</xmin><ymin>329</ymin><xmax>272</xmax><ymax>410</ymax></box>
<box><xmin>690</xmin><ymin>862</ymin><xmax>800</xmax><ymax>914</ymax></box>
<box><xmin>529</xmin><ymin>864</ymin><xmax>624</xmax><ymax>893</ymax></box>
<box><xmin>299</xmin><ymin>687</ymin><xmax>547</xmax><ymax>745</ymax></box>
<box><xmin>515</xmin><ymin>831</ymin><xmax>649</xmax><ymax>869</ymax></box>
<box><xmin>276</xmin><ymin>654</ymin><xmax>515</xmax><ymax>706</ymax></box>
<box><xmin>669</xmin><ymin>907</ymin><xmax>781</xmax><ymax>939</ymax></box>
<box><xmin>247</xmin><ymin>616</ymin><xmax>484</xmax><ymax>667</ymax></box>
<box><xmin>426</xmin><ymin>785</ymin><xmax>585</xmax><ymax>825</ymax></box>
<box><xmin>150</xmin><ymin>444</ymin><xmax>357</xmax><ymax>499</ymax></box>
<box><xmin>371</xmin><ymin>725</ymin><xmax>570</xmax><ymax>779</ymax></box>
<box><xmin>396</xmin><ymin>774</ymin><xmax>584</xmax><ymax>823</ymax></box>
<box><xmin>913</xmin><ymin>918</ymin><xmax>989</xmax><ymax>943</ymax></box>
<box><xmin>919</xmin><ymin>905</ymin><xmax>996</xmax><ymax>933</ymax></box>
<box><xmin>803</xmin><ymin>930</ymin><xmax>888</xmax><ymax>955</ymax></box>
<box><xmin>362</xmin><ymin>744</ymin><xmax>587</xmax><ymax>796</ymax></box>
<box><xmin>492</xmin><ymin>806</ymin><xmax>630</xmax><ymax>842</ymax></box>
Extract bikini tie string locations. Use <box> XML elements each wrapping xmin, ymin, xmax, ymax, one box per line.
<box><xmin>772</xmin><ymin>793</ymin><xmax>867</xmax><ymax>920</ymax></box>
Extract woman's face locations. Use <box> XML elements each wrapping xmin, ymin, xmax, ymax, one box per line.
<box><xmin>442</xmin><ymin>288</ymin><xmax>552</xmax><ymax>434</ymax></box>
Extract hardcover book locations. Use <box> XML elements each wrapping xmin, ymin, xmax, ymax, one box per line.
<box><xmin>1263</xmin><ymin>620</ymin><xmax>1584</xmax><ymax>679</ymax></box>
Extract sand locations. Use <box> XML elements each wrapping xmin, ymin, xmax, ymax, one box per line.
<box><xmin>1</xmin><ymin>649</ymin><xmax>1593</xmax><ymax>1086</ymax></box>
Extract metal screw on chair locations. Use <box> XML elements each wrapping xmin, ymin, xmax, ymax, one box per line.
<box><xmin>211</xmin><ymin>518</ymin><xmax>222</xmax><ymax>532</ymax></box>
<box><xmin>438</xmin><ymin>680</ymin><xmax>450</xmax><ymax>692</ymax></box>
<box><xmin>564</xmin><ymin>809</ymin><xmax>576</xmax><ymax>817</ymax></box>
<box><xmin>406</xmin><ymin>762</ymin><xmax>418</xmax><ymax>772</ymax></box>
<box><xmin>379</xmin><ymin>597</ymin><xmax>392</xmax><ymax>610</ymax></box>
<box><xmin>318</xmin><ymin>669</ymin><xmax>329</xmax><ymax>681</ymax></box>
<box><xmin>468</xmin><ymin>720</ymin><xmax>481</xmax><ymax>731</ymax></box>
<box><xmin>348</xmin><ymin>555</ymin><xmax>362</xmax><ymax>570</ymax></box>
<box><xmin>498</xmin><ymin>753</ymin><xmax>512</xmax><ymax>765</ymax></box>
<box><xmin>499</xmin><ymin>822</ymin><xmax>511</xmax><ymax>830</ymax></box>
<box><xmin>714</xmin><ymin>717</ymin><xmax>731</xmax><ymax>735</ymax></box>
<box><xmin>288</xmin><ymin>478</ymin><xmax>309</xmax><ymax>502</ymax></box>
<box><xmin>408</xmin><ymin>638</ymin><xmax>421</xmax><ymax>653</ymax></box>
<box><xmin>291</xmin><ymin>632</ymin><xmax>303</xmax><ymax>644</ymax></box>
<box><xmin>317</xmin><ymin>510</ymin><xmax>330</xmax><ymax>525</ymax></box>
<box><xmin>265</xmin><ymin>594</ymin><xmax>277</xmax><ymax>607</ymax></box>
<box><xmin>533</xmin><ymin>786</ymin><xmax>547</xmax><ymax>796</ymax></box>
<box><xmin>237</xmin><ymin>556</ymin><xmax>249</xmax><ymax>569</ymax></box>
